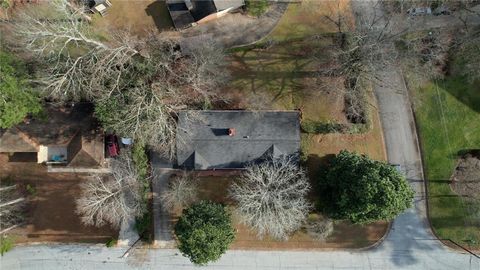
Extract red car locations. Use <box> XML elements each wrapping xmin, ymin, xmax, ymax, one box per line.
<box><xmin>106</xmin><ymin>134</ymin><xmax>120</xmax><ymax>157</ymax></box>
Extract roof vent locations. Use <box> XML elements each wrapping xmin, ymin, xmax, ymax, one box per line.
<box><xmin>228</xmin><ymin>128</ymin><xmax>236</xmax><ymax>137</ymax></box>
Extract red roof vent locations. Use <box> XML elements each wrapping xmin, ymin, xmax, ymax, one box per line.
<box><xmin>228</xmin><ymin>128</ymin><xmax>236</xmax><ymax>137</ymax></box>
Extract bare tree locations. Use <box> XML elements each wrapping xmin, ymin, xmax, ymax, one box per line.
<box><xmin>0</xmin><ymin>186</ymin><xmax>26</xmax><ymax>233</ymax></box>
<box><xmin>312</xmin><ymin>4</ymin><xmax>400</xmax><ymax>124</ymax></box>
<box><xmin>160</xmin><ymin>172</ymin><xmax>198</xmax><ymax>213</ymax></box>
<box><xmin>76</xmin><ymin>154</ymin><xmax>145</xmax><ymax>228</ymax></box>
<box><xmin>9</xmin><ymin>0</ymin><xmax>229</xmax><ymax>157</ymax></box>
<box><xmin>11</xmin><ymin>0</ymin><xmax>139</xmax><ymax>101</ymax></box>
<box><xmin>397</xmin><ymin>29</ymin><xmax>453</xmax><ymax>85</ymax></box>
<box><xmin>452</xmin><ymin>27</ymin><xmax>480</xmax><ymax>83</ymax></box>
<box><xmin>230</xmin><ymin>157</ymin><xmax>311</xmax><ymax>240</ymax></box>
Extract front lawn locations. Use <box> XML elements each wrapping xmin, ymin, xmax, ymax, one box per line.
<box><xmin>410</xmin><ymin>71</ymin><xmax>480</xmax><ymax>249</ymax></box>
<box><xmin>171</xmin><ymin>175</ymin><xmax>388</xmax><ymax>249</ymax></box>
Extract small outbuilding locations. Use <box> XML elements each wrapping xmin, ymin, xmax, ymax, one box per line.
<box><xmin>176</xmin><ymin>110</ymin><xmax>301</xmax><ymax>170</ymax></box>
<box><xmin>166</xmin><ymin>0</ymin><xmax>245</xmax><ymax>29</ymax></box>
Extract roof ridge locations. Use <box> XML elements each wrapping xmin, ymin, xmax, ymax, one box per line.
<box><xmin>14</xmin><ymin>127</ymin><xmax>40</xmax><ymax>150</ymax></box>
<box><xmin>68</xmin><ymin>148</ymin><xmax>99</xmax><ymax>167</ymax></box>
<box><xmin>194</xmin><ymin>151</ymin><xmax>210</xmax><ymax>170</ymax></box>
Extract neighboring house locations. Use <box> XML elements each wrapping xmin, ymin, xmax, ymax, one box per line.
<box><xmin>166</xmin><ymin>0</ymin><xmax>245</xmax><ymax>29</ymax></box>
<box><xmin>176</xmin><ymin>110</ymin><xmax>300</xmax><ymax>170</ymax></box>
<box><xmin>0</xmin><ymin>103</ymin><xmax>105</xmax><ymax>167</ymax></box>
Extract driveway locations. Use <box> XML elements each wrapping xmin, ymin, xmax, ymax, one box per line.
<box><xmin>181</xmin><ymin>3</ymin><xmax>288</xmax><ymax>48</ymax></box>
<box><xmin>150</xmin><ymin>151</ymin><xmax>176</xmax><ymax>248</ymax></box>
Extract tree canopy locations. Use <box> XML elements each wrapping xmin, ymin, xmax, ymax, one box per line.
<box><xmin>174</xmin><ymin>201</ymin><xmax>235</xmax><ymax>265</ymax></box>
<box><xmin>10</xmin><ymin>0</ymin><xmax>228</xmax><ymax>158</ymax></box>
<box><xmin>320</xmin><ymin>150</ymin><xmax>414</xmax><ymax>224</ymax></box>
<box><xmin>230</xmin><ymin>157</ymin><xmax>311</xmax><ymax>240</ymax></box>
<box><xmin>0</xmin><ymin>50</ymin><xmax>42</xmax><ymax>129</ymax></box>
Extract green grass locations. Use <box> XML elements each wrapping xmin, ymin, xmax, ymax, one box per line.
<box><xmin>412</xmin><ymin>73</ymin><xmax>480</xmax><ymax>249</ymax></box>
<box><xmin>229</xmin><ymin>38</ymin><xmax>336</xmax><ymax>121</ymax></box>
<box><xmin>105</xmin><ymin>238</ymin><xmax>117</xmax><ymax>248</ymax></box>
<box><xmin>245</xmin><ymin>0</ymin><xmax>269</xmax><ymax>17</ymax></box>
<box><xmin>26</xmin><ymin>184</ymin><xmax>36</xmax><ymax>196</ymax></box>
<box><xmin>0</xmin><ymin>235</ymin><xmax>14</xmax><ymax>256</ymax></box>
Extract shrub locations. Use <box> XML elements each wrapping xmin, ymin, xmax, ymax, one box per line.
<box><xmin>0</xmin><ymin>235</ymin><xmax>14</xmax><ymax>256</ymax></box>
<box><xmin>246</xmin><ymin>0</ymin><xmax>268</xmax><ymax>17</ymax></box>
<box><xmin>105</xmin><ymin>238</ymin><xmax>117</xmax><ymax>248</ymax></box>
<box><xmin>301</xmin><ymin>120</ymin><xmax>348</xmax><ymax>134</ymax></box>
<box><xmin>174</xmin><ymin>201</ymin><xmax>235</xmax><ymax>265</ymax></box>
<box><xmin>131</xmin><ymin>142</ymin><xmax>152</xmax><ymax>241</ymax></box>
<box><xmin>26</xmin><ymin>184</ymin><xmax>36</xmax><ymax>196</ymax></box>
<box><xmin>132</xmin><ymin>142</ymin><xmax>148</xmax><ymax>181</ymax></box>
<box><xmin>320</xmin><ymin>150</ymin><xmax>414</xmax><ymax>224</ymax></box>
<box><xmin>160</xmin><ymin>173</ymin><xmax>198</xmax><ymax>213</ymax></box>
<box><xmin>304</xmin><ymin>217</ymin><xmax>334</xmax><ymax>241</ymax></box>
<box><xmin>135</xmin><ymin>211</ymin><xmax>152</xmax><ymax>241</ymax></box>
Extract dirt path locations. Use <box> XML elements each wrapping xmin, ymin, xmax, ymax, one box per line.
<box><xmin>181</xmin><ymin>3</ymin><xmax>288</xmax><ymax>48</ymax></box>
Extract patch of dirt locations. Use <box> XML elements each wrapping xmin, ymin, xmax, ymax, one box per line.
<box><xmin>0</xmin><ymin>154</ymin><xmax>117</xmax><ymax>243</ymax></box>
<box><xmin>91</xmin><ymin>0</ymin><xmax>175</xmax><ymax>38</ymax></box>
<box><xmin>450</xmin><ymin>153</ymin><xmax>480</xmax><ymax>198</ymax></box>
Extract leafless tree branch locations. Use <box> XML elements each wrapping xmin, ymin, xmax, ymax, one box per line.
<box><xmin>76</xmin><ymin>154</ymin><xmax>146</xmax><ymax>228</ymax></box>
<box><xmin>230</xmin><ymin>157</ymin><xmax>311</xmax><ymax>240</ymax></box>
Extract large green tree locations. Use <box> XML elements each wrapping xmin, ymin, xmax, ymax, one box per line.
<box><xmin>174</xmin><ymin>200</ymin><xmax>235</xmax><ymax>265</ymax></box>
<box><xmin>0</xmin><ymin>50</ymin><xmax>42</xmax><ymax>129</ymax></box>
<box><xmin>321</xmin><ymin>150</ymin><xmax>414</xmax><ymax>224</ymax></box>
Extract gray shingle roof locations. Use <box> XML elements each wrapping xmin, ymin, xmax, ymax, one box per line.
<box><xmin>176</xmin><ymin>110</ymin><xmax>300</xmax><ymax>169</ymax></box>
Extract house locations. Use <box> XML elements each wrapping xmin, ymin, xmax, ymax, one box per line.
<box><xmin>0</xmin><ymin>103</ymin><xmax>105</xmax><ymax>167</ymax></box>
<box><xmin>166</xmin><ymin>0</ymin><xmax>245</xmax><ymax>29</ymax></box>
<box><xmin>176</xmin><ymin>110</ymin><xmax>300</xmax><ymax>170</ymax></box>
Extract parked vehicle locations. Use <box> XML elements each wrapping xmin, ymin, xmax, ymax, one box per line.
<box><xmin>433</xmin><ymin>6</ymin><xmax>451</xmax><ymax>16</ymax></box>
<box><xmin>106</xmin><ymin>134</ymin><xmax>120</xmax><ymax>157</ymax></box>
<box><xmin>407</xmin><ymin>7</ymin><xmax>432</xmax><ymax>16</ymax></box>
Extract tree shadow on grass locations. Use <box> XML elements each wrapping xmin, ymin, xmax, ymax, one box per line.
<box><xmin>436</xmin><ymin>76</ymin><xmax>480</xmax><ymax>114</ymax></box>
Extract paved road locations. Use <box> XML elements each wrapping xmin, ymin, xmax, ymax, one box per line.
<box><xmin>1</xmin><ymin>2</ymin><xmax>480</xmax><ymax>269</ymax></box>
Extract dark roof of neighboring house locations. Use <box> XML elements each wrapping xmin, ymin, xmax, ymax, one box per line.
<box><xmin>166</xmin><ymin>1</ymin><xmax>196</xmax><ymax>29</ymax></box>
<box><xmin>176</xmin><ymin>110</ymin><xmax>300</xmax><ymax>170</ymax></box>
<box><xmin>190</xmin><ymin>0</ymin><xmax>217</xmax><ymax>21</ymax></box>
<box><xmin>67</xmin><ymin>130</ymin><xmax>104</xmax><ymax>167</ymax></box>
<box><xmin>166</xmin><ymin>0</ymin><xmax>244</xmax><ymax>29</ymax></box>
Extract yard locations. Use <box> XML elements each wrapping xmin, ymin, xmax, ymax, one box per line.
<box><xmin>91</xmin><ymin>0</ymin><xmax>174</xmax><ymax>37</ymax></box>
<box><xmin>207</xmin><ymin>0</ymin><xmax>389</xmax><ymax>248</ymax></box>
<box><xmin>0</xmin><ymin>154</ymin><xmax>117</xmax><ymax>244</ymax></box>
<box><xmin>170</xmin><ymin>175</ymin><xmax>387</xmax><ymax>250</ymax></box>
<box><xmin>409</xmin><ymin>71</ymin><xmax>480</xmax><ymax>249</ymax></box>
